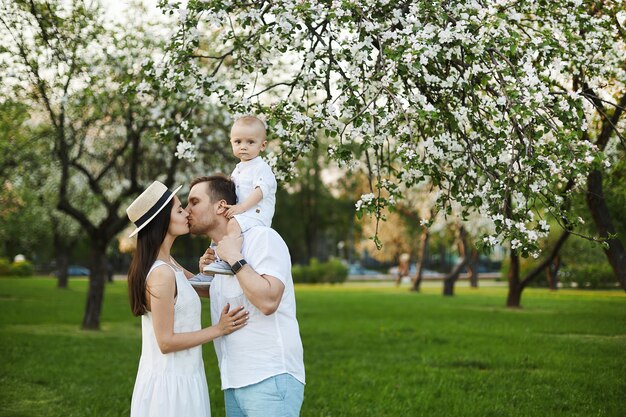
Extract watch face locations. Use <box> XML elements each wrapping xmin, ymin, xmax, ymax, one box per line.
<box><xmin>232</xmin><ymin>259</ymin><xmax>246</xmax><ymax>273</ymax></box>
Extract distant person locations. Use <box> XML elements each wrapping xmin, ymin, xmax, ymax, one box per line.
<box><xmin>395</xmin><ymin>253</ymin><xmax>410</xmax><ymax>286</ymax></box>
<box><xmin>187</xmin><ymin>175</ymin><xmax>305</xmax><ymax>417</ymax></box>
<box><xmin>197</xmin><ymin>115</ymin><xmax>277</xmax><ymax>278</ymax></box>
<box><xmin>126</xmin><ymin>181</ymin><xmax>249</xmax><ymax>417</ymax></box>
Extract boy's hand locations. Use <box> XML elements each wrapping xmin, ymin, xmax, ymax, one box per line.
<box><xmin>224</xmin><ymin>204</ymin><xmax>245</xmax><ymax>218</ymax></box>
<box><xmin>199</xmin><ymin>247</ymin><xmax>216</xmax><ymax>272</ymax></box>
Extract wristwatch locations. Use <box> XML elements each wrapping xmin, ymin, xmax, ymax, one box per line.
<box><xmin>230</xmin><ymin>259</ymin><xmax>247</xmax><ymax>274</ymax></box>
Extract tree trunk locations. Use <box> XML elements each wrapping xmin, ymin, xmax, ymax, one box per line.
<box><xmin>443</xmin><ymin>227</ymin><xmax>468</xmax><ymax>296</ymax></box>
<box><xmin>52</xmin><ymin>216</ymin><xmax>70</xmax><ymax>289</ymax></box>
<box><xmin>411</xmin><ymin>229</ymin><xmax>429</xmax><ymax>292</ymax></box>
<box><xmin>586</xmin><ymin>169</ymin><xmax>626</xmax><ymax>291</ymax></box>
<box><xmin>82</xmin><ymin>243</ymin><xmax>108</xmax><ymax>330</ymax></box>
<box><xmin>546</xmin><ymin>255</ymin><xmax>561</xmax><ymax>291</ymax></box>
<box><xmin>55</xmin><ymin>248</ymin><xmax>70</xmax><ymax>289</ymax></box>
<box><xmin>507</xmin><ymin>228</ymin><xmax>571</xmax><ymax>305</ymax></box>
<box><xmin>443</xmin><ymin>258</ymin><xmax>468</xmax><ymax>296</ymax></box>
<box><xmin>468</xmin><ymin>249</ymin><xmax>479</xmax><ymax>288</ymax></box>
<box><xmin>506</xmin><ymin>250</ymin><xmax>522</xmax><ymax>308</ymax></box>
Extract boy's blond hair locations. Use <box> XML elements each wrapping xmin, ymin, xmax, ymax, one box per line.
<box><xmin>232</xmin><ymin>115</ymin><xmax>267</xmax><ymax>140</ymax></box>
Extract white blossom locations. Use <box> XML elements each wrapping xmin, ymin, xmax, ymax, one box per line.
<box><xmin>175</xmin><ymin>140</ymin><xmax>196</xmax><ymax>161</ymax></box>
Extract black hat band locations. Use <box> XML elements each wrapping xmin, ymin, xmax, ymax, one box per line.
<box><xmin>134</xmin><ymin>190</ymin><xmax>172</xmax><ymax>228</ymax></box>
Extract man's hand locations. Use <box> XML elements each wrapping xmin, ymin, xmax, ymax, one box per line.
<box><xmin>224</xmin><ymin>204</ymin><xmax>245</xmax><ymax>218</ymax></box>
<box><xmin>216</xmin><ymin>235</ymin><xmax>244</xmax><ymax>265</ymax></box>
<box><xmin>198</xmin><ymin>247</ymin><xmax>216</xmax><ymax>272</ymax></box>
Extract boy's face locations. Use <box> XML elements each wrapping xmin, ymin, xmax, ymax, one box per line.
<box><xmin>230</xmin><ymin>123</ymin><xmax>267</xmax><ymax>162</ymax></box>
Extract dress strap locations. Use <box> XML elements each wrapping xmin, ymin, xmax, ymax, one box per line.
<box><xmin>147</xmin><ymin>260</ymin><xmax>177</xmax><ymax>279</ymax></box>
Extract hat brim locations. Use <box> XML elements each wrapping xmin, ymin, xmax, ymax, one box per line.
<box><xmin>128</xmin><ymin>184</ymin><xmax>183</xmax><ymax>238</ymax></box>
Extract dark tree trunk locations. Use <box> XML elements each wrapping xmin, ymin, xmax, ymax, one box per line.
<box><xmin>52</xmin><ymin>216</ymin><xmax>70</xmax><ymax>289</ymax></box>
<box><xmin>546</xmin><ymin>255</ymin><xmax>561</xmax><ymax>291</ymax></box>
<box><xmin>107</xmin><ymin>259</ymin><xmax>114</xmax><ymax>283</ymax></box>
<box><xmin>578</xmin><ymin>86</ymin><xmax>626</xmax><ymax>290</ymax></box>
<box><xmin>82</xmin><ymin>242</ymin><xmax>108</xmax><ymax>330</ymax></box>
<box><xmin>468</xmin><ymin>249</ymin><xmax>479</xmax><ymax>288</ymax></box>
<box><xmin>505</xmin><ymin>192</ymin><xmax>523</xmax><ymax>307</ymax></box>
<box><xmin>506</xmin><ymin>250</ymin><xmax>522</xmax><ymax>307</ymax></box>
<box><xmin>586</xmin><ymin>169</ymin><xmax>626</xmax><ymax>291</ymax></box>
<box><xmin>443</xmin><ymin>258</ymin><xmax>468</xmax><ymax>296</ymax></box>
<box><xmin>55</xmin><ymin>248</ymin><xmax>70</xmax><ymax>289</ymax></box>
<box><xmin>508</xmin><ymin>230</ymin><xmax>571</xmax><ymax>306</ymax></box>
<box><xmin>411</xmin><ymin>229</ymin><xmax>429</xmax><ymax>292</ymax></box>
<box><xmin>443</xmin><ymin>227</ymin><xmax>468</xmax><ymax>296</ymax></box>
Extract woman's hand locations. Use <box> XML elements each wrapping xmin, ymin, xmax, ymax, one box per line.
<box><xmin>217</xmin><ymin>303</ymin><xmax>249</xmax><ymax>336</ymax></box>
<box><xmin>198</xmin><ymin>247</ymin><xmax>216</xmax><ymax>272</ymax></box>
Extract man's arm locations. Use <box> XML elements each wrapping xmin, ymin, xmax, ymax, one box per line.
<box><xmin>217</xmin><ymin>235</ymin><xmax>285</xmax><ymax>315</ymax></box>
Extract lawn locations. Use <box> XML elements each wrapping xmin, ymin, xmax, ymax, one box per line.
<box><xmin>0</xmin><ymin>277</ymin><xmax>624</xmax><ymax>417</ymax></box>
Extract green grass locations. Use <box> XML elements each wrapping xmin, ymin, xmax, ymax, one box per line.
<box><xmin>0</xmin><ymin>278</ymin><xmax>624</xmax><ymax>417</ymax></box>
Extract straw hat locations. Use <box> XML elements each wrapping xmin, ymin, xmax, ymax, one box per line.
<box><xmin>126</xmin><ymin>181</ymin><xmax>182</xmax><ymax>237</ymax></box>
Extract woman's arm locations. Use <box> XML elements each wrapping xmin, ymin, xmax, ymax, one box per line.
<box><xmin>147</xmin><ymin>266</ymin><xmax>248</xmax><ymax>354</ymax></box>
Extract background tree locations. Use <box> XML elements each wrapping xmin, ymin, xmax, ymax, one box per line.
<box><xmin>0</xmin><ymin>0</ymin><xmax>228</xmax><ymax>329</ymax></box>
<box><xmin>273</xmin><ymin>138</ymin><xmax>356</xmax><ymax>265</ymax></box>
<box><xmin>153</xmin><ymin>1</ymin><xmax>625</xmax><ymax>305</ymax></box>
<box><xmin>0</xmin><ymin>101</ymin><xmax>61</xmax><ymax>268</ymax></box>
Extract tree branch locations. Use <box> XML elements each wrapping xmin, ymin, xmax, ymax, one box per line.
<box><xmin>520</xmin><ymin>229</ymin><xmax>571</xmax><ymax>289</ymax></box>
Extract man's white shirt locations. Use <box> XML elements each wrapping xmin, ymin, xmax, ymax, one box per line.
<box><xmin>209</xmin><ymin>226</ymin><xmax>305</xmax><ymax>389</ymax></box>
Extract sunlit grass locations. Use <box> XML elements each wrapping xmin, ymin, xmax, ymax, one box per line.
<box><xmin>0</xmin><ymin>277</ymin><xmax>624</xmax><ymax>416</ymax></box>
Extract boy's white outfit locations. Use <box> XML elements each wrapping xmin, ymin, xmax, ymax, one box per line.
<box><xmin>231</xmin><ymin>156</ymin><xmax>277</xmax><ymax>231</ymax></box>
<box><xmin>198</xmin><ymin>156</ymin><xmax>277</xmax><ymax>278</ymax></box>
<box><xmin>209</xmin><ymin>226</ymin><xmax>305</xmax><ymax>389</ymax></box>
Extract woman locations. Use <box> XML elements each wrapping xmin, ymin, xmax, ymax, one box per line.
<box><xmin>126</xmin><ymin>181</ymin><xmax>248</xmax><ymax>417</ymax></box>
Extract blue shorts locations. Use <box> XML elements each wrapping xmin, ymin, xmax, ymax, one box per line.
<box><xmin>224</xmin><ymin>373</ymin><xmax>304</xmax><ymax>417</ymax></box>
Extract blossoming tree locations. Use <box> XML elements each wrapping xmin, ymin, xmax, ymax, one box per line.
<box><xmin>0</xmin><ymin>0</ymin><xmax>230</xmax><ymax>329</ymax></box>
<box><xmin>153</xmin><ymin>0</ymin><xmax>625</xmax><ymax>304</ymax></box>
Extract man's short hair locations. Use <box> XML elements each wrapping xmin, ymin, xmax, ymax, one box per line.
<box><xmin>190</xmin><ymin>174</ymin><xmax>237</xmax><ymax>205</ymax></box>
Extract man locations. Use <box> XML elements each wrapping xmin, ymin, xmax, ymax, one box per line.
<box><xmin>186</xmin><ymin>174</ymin><xmax>305</xmax><ymax>417</ymax></box>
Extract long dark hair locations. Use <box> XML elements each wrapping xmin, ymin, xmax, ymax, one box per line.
<box><xmin>127</xmin><ymin>199</ymin><xmax>173</xmax><ymax>316</ymax></box>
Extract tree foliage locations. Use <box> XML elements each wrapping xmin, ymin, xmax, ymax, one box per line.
<box><xmin>151</xmin><ymin>0</ymin><xmax>624</xmax><ymax>258</ymax></box>
<box><xmin>0</xmin><ymin>0</ymin><xmax>232</xmax><ymax>327</ymax></box>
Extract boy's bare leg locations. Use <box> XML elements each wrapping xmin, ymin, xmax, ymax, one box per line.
<box><xmin>226</xmin><ymin>217</ymin><xmax>243</xmax><ymax>238</ymax></box>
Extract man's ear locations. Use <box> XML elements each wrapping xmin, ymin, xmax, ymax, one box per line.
<box><xmin>215</xmin><ymin>200</ymin><xmax>228</xmax><ymax>215</ymax></box>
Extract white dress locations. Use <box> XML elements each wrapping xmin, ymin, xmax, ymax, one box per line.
<box><xmin>130</xmin><ymin>260</ymin><xmax>211</xmax><ymax>417</ymax></box>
